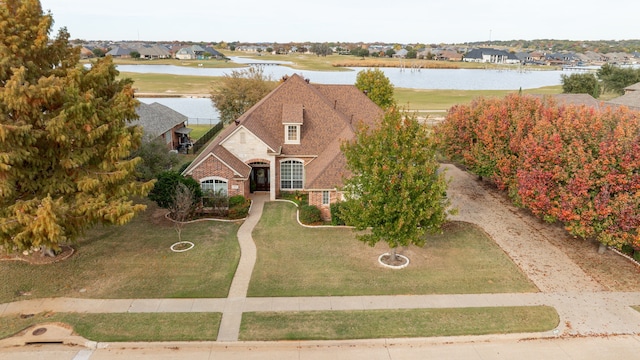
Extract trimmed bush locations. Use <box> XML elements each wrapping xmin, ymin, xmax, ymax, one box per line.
<box><xmin>229</xmin><ymin>195</ymin><xmax>246</xmax><ymax>207</ymax></box>
<box><xmin>149</xmin><ymin>171</ymin><xmax>202</xmax><ymax>209</ymax></box>
<box><xmin>228</xmin><ymin>197</ymin><xmax>250</xmax><ymax>219</ymax></box>
<box><xmin>330</xmin><ymin>202</ymin><xmax>347</xmax><ymax>226</ymax></box>
<box><xmin>299</xmin><ymin>205</ymin><xmax>322</xmax><ymax>225</ymax></box>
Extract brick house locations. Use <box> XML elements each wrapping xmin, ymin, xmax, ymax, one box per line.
<box><xmin>181</xmin><ymin>74</ymin><xmax>383</xmax><ymax>220</ymax></box>
<box><xmin>132</xmin><ymin>102</ymin><xmax>192</xmax><ymax>152</ymax></box>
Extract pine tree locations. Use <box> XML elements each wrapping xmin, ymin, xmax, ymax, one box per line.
<box><xmin>0</xmin><ymin>0</ymin><xmax>154</xmax><ymax>255</ymax></box>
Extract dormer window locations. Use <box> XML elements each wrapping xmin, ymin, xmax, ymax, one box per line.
<box><xmin>283</xmin><ymin>103</ymin><xmax>303</xmax><ymax>145</ymax></box>
<box><xmin>285</xmin><ymin>125</ymin><xmax>300</xmax><ymax>144</ymax></box>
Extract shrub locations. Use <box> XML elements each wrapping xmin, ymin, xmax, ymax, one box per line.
<box><xmin>228</xmin><ymin>195</ymin><xmax>246</xmax><ymax>207</ymax></box>
<box><xmin>228</xmin><ymin>198</ymin><xmax>250</xmax><ymax>219</ymax></box>
<box><xmin>280</xmin><ymin>191</ymin><xmax>308</xmax><ymax>206</ymax></box>
<box><xmin>149</xmin><ymin>171</ymin><xmax>202</xmax><ymax>208</ymax></box>
<box><xmin>299</xmin><ymin>205</ymin><xmax>322</xmax><ymax>225</ymax></box>
<box><xmin>202</xmin><ymin>190</ymin><xmax>228</xmax><ymax>216</ymax></box>
<box><xmin>330</xmin><ymin>202</ymin><xmax>347</xmax><ymax>226</ymax></box>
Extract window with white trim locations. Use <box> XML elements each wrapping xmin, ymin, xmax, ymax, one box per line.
<box><xmin>201</xmin><ymin>178</ymin><xmax>228</xmax><ymax>196</ymax></box>
<box><xmin>280</xmin><ymin>160</ymin><xmax>303</xmax><ymax>190</ymax></box>
<box><xmin>285</xmin><ymin>125</ymin><xmax>300</xmax><ymax>144</ymax></box>
<box><xmin>322</xmin><ymin>191</ymin><xmax>330</xmax><ymax>205</ymax></box>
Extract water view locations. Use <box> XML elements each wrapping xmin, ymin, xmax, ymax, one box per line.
<box><xmin>131</xmin><ymin>58</ymin><xmax>586</xmax><ymax>125</ymax></box>
<box><xmin>121</xmin><ymin>63</ymin><xmax>572</xmax><ymax>91</ymax></box>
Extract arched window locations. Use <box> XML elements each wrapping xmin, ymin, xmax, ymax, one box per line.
<box><xmin>201</xmin><ymin>177</ymin><xmax>228</xmax><ymax>196</ymax></box>
<box><xmin>280</xmin><ymin>160</ymin><xmax>303</xmax><ymax>190</ymax></box>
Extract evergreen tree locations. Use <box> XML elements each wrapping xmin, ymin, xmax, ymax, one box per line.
<box><xmin>340</xmin><ymin>108</ymin><xmax>452</xmax><ymax>262</ymax></box>
<box><xmin>0</xmin><ymin>0</ymin><xmax>154</xmax><ymax>255</ymax></box>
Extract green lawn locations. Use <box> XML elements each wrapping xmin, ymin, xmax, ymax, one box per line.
<box><xmin>240</xmin><ymin>306</ymin><xmax>559</xmax><ymax>341</ymax></box>
<box><xmin>0</xmin><ymin>200</ymin><xmax>240</xmax><ymax>303</ymax></box>
<box><xmin>395</xmin><ymin>86</ymin><xmax>563</xmax><ymax>111</ymax></box>
<box><xmin>248</xmin><ymin>202</ymin><xmax>537</xmax><ymax>297</ymax></box>
<box><xmin>189</xmin><ymin>124</ymin><xmax>217</xmax><ymax>141</ymax></box>
<box><xmin>0</xmin><ymin>312</ymin><xmax>221</xmax><ymax>342</ymax></box>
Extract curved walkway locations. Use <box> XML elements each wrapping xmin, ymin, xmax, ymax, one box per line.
<box><xmin>2</xmin><ymin>171</ymin><xmax>640</xmax><ymax>354</ymax></box>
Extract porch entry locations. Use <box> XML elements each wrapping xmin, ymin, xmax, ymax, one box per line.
<box><xmin>249</xmin><ymin>162</ymin><xmax>270</xmax><ymax>192</ymax></box>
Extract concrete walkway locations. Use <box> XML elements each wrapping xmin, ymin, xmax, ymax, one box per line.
<box><xmin>2</xmin><ymin>184</ymin><xmax>640</xmax><ymax>357</ymax></box>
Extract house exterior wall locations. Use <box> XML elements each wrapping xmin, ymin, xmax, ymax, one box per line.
<box><xmin>189</xmin><ymin>155</ymin><xmax>246</xmax><ymax>197</ymax></box>
<box><xmin>309</xmin><ymin>190</ymin><xmax>336</xmax><ymax>221</ymax></box>
<box><xmin>223</xmin><ymin>128</ymin><xmax>272</xmax><ymax>163</ymax></box>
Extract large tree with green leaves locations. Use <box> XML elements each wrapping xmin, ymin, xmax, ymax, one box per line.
<box><xmin>210</xmin><ymin>67</ymin><xmax>277</xmax><ymax>124</ymax></box>
<box><xmin>597</xmin><ymin>64</ymin><xmax>640</xmax><ymax>95</ymax></box>
<box><xmin>355</xmin><ymin>68</ymin><xmax>395</xmax><ymax>109</ymax></box>
<box><xmin>0</xmin><ymin>0</ymin><xmax>154</xmax><ymax>255</ymax></box>
<box><xmin>561</xmin><ymin>73</ymin><xmax>600</xmax><ymax>98</ymax></box>
<box><xmin>340</xmin><ymin>108</ymin><xmax>452</xmax><ymax>263</ymax></box>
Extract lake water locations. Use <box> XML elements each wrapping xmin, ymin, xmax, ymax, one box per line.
<box><xmin>120</xmin><ymin>64</ymin><xmax>570</xmax><ymax>91</ymax></box>
<box><xmin>129</xmin><ymin>59</ymin><xmax>584</xmax><ymax>124</ymax></box>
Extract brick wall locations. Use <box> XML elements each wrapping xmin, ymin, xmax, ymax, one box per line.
<box><xmin>309</xmin><ymin>190</ymin><xmax>334</xmax><ymax>221</ymax></box>
<box><xmin>189</xmin><ymin>155</ymin><xmax>246</xmax><ymax>197</ymax></box>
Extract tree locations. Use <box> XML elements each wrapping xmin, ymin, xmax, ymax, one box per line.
<box><xmin>169</xmin><ymin>182</ymin><xmax>197</xmax><ymax>242</ymax></box>
<box><xmin>130</xmin><ymin>51</ymin><xmax>141</xmax><ymax>59</ymax></box>
<box><xmin>561</xmin><ymin>73</ymin><xmax>600</xmax><ymax>98</ymax></box>
<box><xmin>311</xmin><ymin>43</ymin><xmax>332</xmax><ymax>57</ymax></box>
<box><xmin>148</xmin><ymin>172</ymin><xmax>202</xmax><ymax>209</ymax></box>
<box><xmin>131</xmin><ymin>136</ymin><xmax>180</xmax><ymax>181</ymax></box>
<box><xmin>385</xmin><ymin>49</ymin><xmax>396</xmax><ymax>58</ymax></box>
<box><xmin>210</xmin><ymin>67</ymin><xmax>277</xmax><ymax>124</ymax></box>
<box><xmin>0</xmin><ymin>0</ymin><xmax>154</xmax><ymax>255</ymax></box>
<box><xmin>355</xmin><ymin>68</ymin><xmax>396</xmax><ymax>109</ymax></box>
<box><xmin>340</xmin><ymin>108</ymin><xmax>452</xmax><ymax>263</ymax></box>
<box><xmin>92</xmin><ymin>48</ymin><xmax>105</xmax><ymax>58</ymax></box>
<box><xmin>406</xmin><ymin>50</ymin><xmax>418</xmax><ymax>59</ymax></box>
<box><xmin>597</xmin><ymin>64</ymin><xmax>640</xmax><ymax>95</ymax></box>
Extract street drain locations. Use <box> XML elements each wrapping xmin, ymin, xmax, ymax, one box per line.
<box><xmin>32</xmin><ymin>327</ymin><xmax>47</xmax><ymax>336</ymax></box>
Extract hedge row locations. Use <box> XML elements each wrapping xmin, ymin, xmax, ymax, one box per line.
<box><xmin>436</xmin><ymin>94</ymin><xmax>640</xmax><ymax>249</ymax></box>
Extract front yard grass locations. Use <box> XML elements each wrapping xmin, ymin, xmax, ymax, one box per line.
<box><xmin>249</xmin><ymin>202</ymin><xmax>537</xmax><ymax>297</ymax></box>
<box><xmin>0</xmin><ymin>312</ymin><xmax>221</xmax><ymax>342</ymax></box>
<box><xmin>0</xmin><ymin>200</ymin><xmax>240</xmax><ymax>303</ymax></box>
<box><xmin>240</xmin><ymin>306</ymin><xmax>558</xmax><ymax>340</ymax></box>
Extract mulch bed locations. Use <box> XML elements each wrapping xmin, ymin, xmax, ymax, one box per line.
<box><xmin>0</xmin><ymin>245</ymin><xmax>75</xmax><ymax>265</ymax></box>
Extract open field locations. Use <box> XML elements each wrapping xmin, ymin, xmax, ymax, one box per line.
<box><xmin>0</xmin><ymin>200</ymin><xmax>240</xmax><ymax>303</ymax></box>
<box><xmin>240</xmin><ymin>306</ymin><xmax>558</xmax><ymax>341</ymax></box>
<box><xmin>248</xmin><ymin>202</ymin><xmax>537</xmax><ymax>297</ymax></box>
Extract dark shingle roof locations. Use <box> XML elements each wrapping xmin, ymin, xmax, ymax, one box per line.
<box><xmin>132</xmin><ymin>102</ymin><xmax>187</xmax><ymax>138</ymax></box>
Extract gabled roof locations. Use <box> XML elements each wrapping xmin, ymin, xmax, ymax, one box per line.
<box><xmin>624</xmin><ymin>82</ymin><xmax>640</xmax><ymax>92</ymax></box>
<box><xmin>182</xmin><ymin>74</ymin><xmax>383</xmax><ymax>188</ymax></box>
<box><xmin>531</xmin><ymin>94</ymin><xmax>601</xmax><ymax>109</ymax></box>
<box><xmin>605</xmin><ymin>91</ymin><xmax>640</xmax><ymax>110</ymax></box>
<box><xmin>132</xmin><ymin>102</ymin><xmax>188</xmax><ymax>138</ymax></box>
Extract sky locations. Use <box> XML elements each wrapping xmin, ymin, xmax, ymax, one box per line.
<box><xmin>39</xmin><ymin>0</ymin><xmax>639</xmax><ymax>44</ymax></box>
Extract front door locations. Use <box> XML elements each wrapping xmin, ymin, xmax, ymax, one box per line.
<box><xmin>251</xmin><ymin>167</ymin><xmax>270</xmax><ymax>192</ymax></box>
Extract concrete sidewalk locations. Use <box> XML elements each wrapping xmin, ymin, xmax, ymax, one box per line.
<box><xmin>2</xmin><ymin>186</ymin><xmax>640</xmax><ymax>357</ymax></box>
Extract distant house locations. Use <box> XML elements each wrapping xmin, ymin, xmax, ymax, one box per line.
<box><xmin>436</xmin><ymin>50</ymin><xmax>462</xmax><ymax>61</ymax></box>
<box><xmin>132</xmin><ymin>102</ymin><xmax>192</xmax><ymax>152</ymax></box>
<box><xmin>175</xmin><ymin>45</ymin><xmax>224</xmax><ymax>60</ymax></box>
<box><xmin>181</xmin><ymin>74</ymin><xmax>383</xmax><ymax>220</ymax></box>
<box><xmin>463</xmin><ymin>48</ymin><xmax>519</xmax><ymax>64</ymax></box>
<box><xmin>136</xmin><ymin>45</ymin><xmax>171</xmax><ymax>59</ymax></box>
<box><xmin>106</xmin><ymin>46</ymin><xmax>133</xmax><ymax>58</ymax></box>
<box><xmin>393</xmin><ymin>49</ymin><xmax>409</xmax><ymax>58</ymax></box>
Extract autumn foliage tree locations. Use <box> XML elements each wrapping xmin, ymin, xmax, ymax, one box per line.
<box><xmin>340</xmin><ymin>108</ymin><xmax>452</xmax><ymax>263</ymax></box>
<box><xmin>355</xmin><ymin>68</ymin><xmax>395</xmax><ymax>109</ymax></box>
<box><xmin>0</xmin><ymin>0</ymin><xmax>154</xmax><ymax>255</ymax></box>
<box><xmin>435</xmin><ymin>94</ymin><xmax>640</xmax><ymax>251</ymax></box>
<box><xmin>210</xmin><ymin>67</ymin><xmax>277</xmax><ymax>124</ymax></box>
